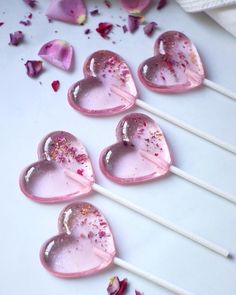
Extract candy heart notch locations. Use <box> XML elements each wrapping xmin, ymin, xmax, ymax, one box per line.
<box><xmin>68</xmin><ymin>50</ymin><xmax>137</xmax><ymax>116</ymax></box>
<box><xmin>40</xmin><ymin>202</ymin><xmax>116</xmax><ymax>278</ymax></box>
<box><xmin>19</xmin><ymin>131</ymin><xmax>94</xmax><ymax>203</ymax></box>
<box><xmin>138</xmin><ymin>31</ymin><xmax>205</xmax><ymax>93</ymax></box>
<box><xmin>100</xmin><ymin>113</ymin><xmax>172</xmax><ymax>184</ymax></box>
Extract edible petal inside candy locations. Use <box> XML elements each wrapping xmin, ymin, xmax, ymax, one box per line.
<box><xmin>19</xmin><ymin>131</ymin><xmax>94</xmax><ymax>203</ymax></box>
<box><xmin>46</xmin><ymin>0</ymin><xmax>87</xmax><ymax>25</ymax></box>
<box><xmin>138</xmin><ymin>31</ymin><xmax>205</xmax><ymax>93</ymax></box>
<box><xmin>38</xmin><ymin>39</ymin><xmax>73</xmax><ymax>71</ymax></box>
<box><xmin>119</xmin><ymin>0</ymin><xmax>151</xmax><ymax>14</ymax></box>
<box><xmin>68</xmin><ymin>50</ymin><xmax>137</xmax><ymax>116</ymax></box>
<box><xmin>24</xmin><ymin>60</ymin><xmax>43</xmax><ymax>78</ymax></box>
<box><xmin>40</xmin><ymin>202</ymin><xmax>116</xmax><ymax>277</ymax></box>
<box><xmin>100</xmin><ymin>113</ymin><xmax>171</xmax><ymax>184</ymax></box>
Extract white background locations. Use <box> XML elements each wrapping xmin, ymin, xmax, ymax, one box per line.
<box><xmin>1</xmin><ymin>1</ymin><xmax>236</xmax><ymax>294</ymax></box>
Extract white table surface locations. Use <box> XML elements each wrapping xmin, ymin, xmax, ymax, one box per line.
<box><xmin>1</xmin><ymin>1</ymin><xmax>236</xmax><ymax>294</ymax></box>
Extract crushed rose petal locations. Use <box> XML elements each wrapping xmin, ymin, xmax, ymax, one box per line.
<box><xmin>20</xmin><ymin>19</ymin><xmax>31</xmax><ymax>26</ymax></box>
<box><xmin>90</xmin><ymin>9</ymin><xmax>99</xmax><ymax>16</ymax></box>
<box><xmin>122</xmin><ymin>25</ymin><xmax>128</xmax><ymax>33</ymax></box>
<box><xmin>28</xmin><ymin>13</ymin><xmax>33</xmax><ymax>19</ymax></box>
<box><xmin>0</xmin><ymin>22</ymin><xmax>4</xmax><ymax>26</ymax></box>
<box><xmin>9</xmin><ymin>31</ymin><xmax>24</xmax><ymax>46</ymax></box>
<box><xmin>96</xmin><ymin>22</ymin><xmax>113</xmax><ymax>39</ymax></box>
<box><xmin>25</xmin><ymin>60</ymin><xmax>43</xmax><ymax>78</ymax></box>
<box><xmin>135</xmin><ymin>291</ymin><xmax>144</xmax><ymax>295</ymax></box>
<box><xmin>107</xmin><ymin>276</ymin><xmax>128</xmax><ymax>295</ymax></box>
<box><xmin>157</xmin><ymin>0</ymin><xmax>167</xmax><ymax>10</ymax></box>
<box><xmin>84</xmin><ymin>28</ymin><xmax>91</xmax><ymax>34</ymax></box>
<box><xmin>51</xmin><ymin>80</ymin><xmax>60</xmax><ymax>92</ymax></box>
<box><xmin>128</xmin><ymin>15</ymin><xmax>142</xmax><ymax>33</ymax></box>
<box><xmin>23</xmin><ymin>0</ymin><xmax>37</xmax><ymax>8</ymax></box>
<box><xmin>104</xmin><ymin>0</ymin><xmax>111</xmax><ymax>8</ymax></box>
<box><xmin>143</xmin><ymin>21</ymin><xmax>157</xmax><ymax>36</ymax></box>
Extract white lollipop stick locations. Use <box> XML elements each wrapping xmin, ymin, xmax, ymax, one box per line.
<box><xmin>204</xmin><ymin>79</ymin><xmax>236</xmax><ymax>101</ymax></box>
<box><xmin>113</xmin><ymin>257</ymin><xmax>193</xmax><ymax>295</ymax></box>
<box><xmin>94</xmin><ymin>247</ymin><xmax>193</xmax><ymax>295</ymax></box>
<box><xmin>110</xmin><ymin>85</ymin><xmax>236</xmax><ymax>155</ymax></box>
<box><xmin>64</xmin><ymin>169</ymin><xmax>230</xmax><ymax>258</ymax></box>
<box><xmin>140</xmin><ymin>150</ymin><xmax>236</xmax><ymax>204</ymax></box>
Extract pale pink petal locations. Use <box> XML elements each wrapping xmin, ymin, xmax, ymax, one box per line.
<box><xmin>38</xmin><ymin>39</ymin><xmax>73</xmax><ymax>71</ymax></box>
<box><xmin>46</xmin><ymin>0</ymin><xmax>87</xmax><ymax>25</ymax></box>
<box><xmin>119</xmin><ymin>0</ymin><xmax>151</xmax><ymax>14</ymax></box>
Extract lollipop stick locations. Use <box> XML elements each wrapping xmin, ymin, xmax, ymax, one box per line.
<box><xmin>204</xmin><ymin>79</ymin><xmax>236</xmax><ymax>101</ymax></box>
<box><xmin>113</xmin><ymin>257</ymin><xmax>193</xmax><ymax>295</ymax></box>
<box><xmin>110</xmin><ymin>85</ymin><xmax>236</xmax><ymax>154</ymax></box>
<box><xmin>169</xmin><ymin>165</ymin><xmax>236</xmax><ymax>204</ymax></box>
<box><xmin>64</xmin><ymin>169</ymin><xmax>230</xmax><ymax>257</ymax></box>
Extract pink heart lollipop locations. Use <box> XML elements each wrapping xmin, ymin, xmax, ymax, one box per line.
<box><xmin>68</xmin><ymin>50</ymin><xmax>137</xmax><ymax>116</ymax></box>
<box><xmin>19</xmin><ymin>131</ymin><xmax>94</xmax><ymax>203</ymax></box>
<box><xmin>138</xmin><ymin>30</ymin><xmax>236</xmax><ymax>100</ymax></box>
<box><xmin>40</xmin><ymin>201</ymin><xmax>192</xmax><ymax>294</ymax></box>
<box><xmin>100</xmin><ymin>113</ymin><xmax>171</xmax><ymax>184</ymax></box>
<box><xmin>40</xmin><ymin>202</ymin><xmax>116</xmax><ymax>277</ymax></box>
<box><xmin>138</xmin><ymin>31</ymin><xmax>205</xmax><ymax>93</ymax></box>
<box><xmin>68</xmin><ymin>50</ymin><xmax>236</xmax><ymax>155</ymax></box>
<box><xmin>19</xmin><ymin>131</ymin><xmax>229</xmax><ymax>257</ymax></box>
<box><xmin>99</xmin><ymin>112</ymin><xmax>235</xmax><ymax>205</ymax></box>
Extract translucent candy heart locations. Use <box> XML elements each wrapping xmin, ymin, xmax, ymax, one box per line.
<box><xmin>68</xmin><ymin>50</ymin><xmax>137</xmax><ymax>116</ymax></box>
<box><xmin>40</xmin><ymin>202</ymin><xmax>116</xmax><ymax>277</ymax></box>
<box><xmin>19</xmin><ymin>131</ymin><xmax>94</xmax><ymax>203</ymax></box>
<box><xmin>119</xmin><ymin>0</ymin><xmax>151</xmax><ymax>14</ymax></box>
<box><xmin>100</xmin><ymin>113</ymin><xmax>172</xmax><ymax>184</ymax></box>
<box><xmin>138</xmin><ymin>31</ymin><xmax>205</xmax><ymax>93</ymax></box>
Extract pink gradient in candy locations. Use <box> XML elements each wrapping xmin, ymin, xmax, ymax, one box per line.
<box><xmin>40</xmin><ymin>202</ymin><xmax>116</xmax><ymax>278</ymax></box>
<box><xmin>19</xmin><ymin>131</ymin><xmax>94</xmax><ymax>203</ymax></box>
<box><xmin>38</xmin><ymin>39</ymin><xmax>73</xmax><ymax>71</ymax></box>
<box><xmin>100</xmin><ymin>113</ymin><xmax>171</xmax><ymax>184</ymax></box>
<box><xmin>138</xmin><ymin>31</ymin><xmax>205</xmax><ymax>93</ymax></box>
<box><xmin>119</xmin><ymin>0</ymin><xmax>151</xmax><ymax>14</ymax></box>
<box><xmin>68</xmin><ymin>50</ymin><xmax>137</xmax><ymax>116</ymax></box>
<box><xmin>46</xmin><ymin>0</ymin><xmax>87</xmax><ymax>25</ymax></box>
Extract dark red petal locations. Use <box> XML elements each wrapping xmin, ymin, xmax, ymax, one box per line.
<box><xmin>23</xmin><ymin>0</ymin><xmax>37</xmax><ymax>8</ymax></box>
<box><xmin>51</xmin><ymin>80</ymin><xmax>60</xmax><ymax>91</ymax></box>
<box><xmin>157</xmin><ymin>0</ymin><xmax>167</xmax><ymax>10</ymax></box>
<box><xmin>107</xmin><ymin>276</ymin><xmax>128</xmax><ymax>295</ymax></box>
<box><xmin>25</xmin><ymin>60</ymin><xmax>43</xmax><ymax>78</ymax></box>
<box><xmin>143</xmin><ymin>21</ymin><xmax>157</xmax><ymax>36</ymax></box>
<box><xmin>9</xmin><ymin>31</ymin><xmax>24</xmax><ymax>46</ymax></box>
<box><xmin>96</xmin><ymin>22</ymin><xmax>113</xmax><ymax>39</ymax></box>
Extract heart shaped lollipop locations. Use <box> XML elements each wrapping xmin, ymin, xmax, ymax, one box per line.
<box><xmin>68</xmin><ymin>50</ymin><xmax>137</xmax><ymax>116</ymax></box>
<box><xmin>19</xmin><ymin>131</ymin><xmax>94</xmax><ymax>203</ymax></box>
<box><xmin>100</xmin><ymin>113</ymin><xmax>172</xmax><ymax>184</ymax></box>
<box><xmin>40</xmin><ymin>201</ymin><xmax>191</xmax><ymax>294</ymax></box>
<box><xmin>138</xmin><ymin>31</ymin><xmax>205</xmax><ymax>93</ymax></box>
<box><xmin>40</xmin><ymin>202</ymin><xmax>116</xmax><ymax>277</ymax></box>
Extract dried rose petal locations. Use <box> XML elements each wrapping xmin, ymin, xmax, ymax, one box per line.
<box><xmin>46</xmin><ymin>0</ymin><xmax>87</xmax><ymax>25</ymax></box>
<box><xmin>25</xmin><ymin>60</ymin><xmax>43</xmax><ymax>78</ymax></box>
<box><xmin>19</xmin><ymin>19</ymin><xmax>31</xmax><ymax>26</ymax></box>
<box><xmin>128</xmin><ymin>15</ymin><xmax>142</xmax><ymax>33</ymax></box>
<box><xmin>51</xmin><ymin>80</ymin><xmax>60</xmax><ymax>91</ymax></box>
<box><xmin>23</xmin><ymin>0</ymin><xmax>37</xmax><ymax>8</ymax></box>
<box><xmin>38</xmin><ymin>39</ymin><xmax>73</xmax><ymax>71</ymax></box>
<box><xmin>119</xmin><ymin>0</ymin><xmax>151</xmax><ymax>14</ymax></box>
<box><xmin>107</xmin><ymin>276</ymin><xmax>128</xmax><ymax>295</ymax></box>
<box><xmin>0</xmin><ymin>22</ymin><xmax>4</xmax><ymax>27</ymax></box>
<box><xmin>157</xmin><ymin>0</ymin><xmax>167</xmax><ymax>10</ymax></box>
<box><xmin>143</xmin><ymin>21</ymin><xmax>157</xmax><ymax>36</ymax></box>
<box><xmin>90</xmin><ymin>9</ymin><xmax>99</xmax><ymax>16</ymax></box>
<box><xmin>96</xmin><ymin>22</ymin><xmax>113</xmax><ymax>39</ymax></box>
<box><xmin>104</xmin><ymin>0</ymin><xmax>111</xmax><ymax>8</ymax></box>
<box><xmin>135</xmin><ymin>291</ymin><xmax>144</xmax><ymax>295</ymax></box>
<box><xmin>9</xmin><ymin>31</ymin><xmax>24</xmax><ymax>46</ymax></box>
